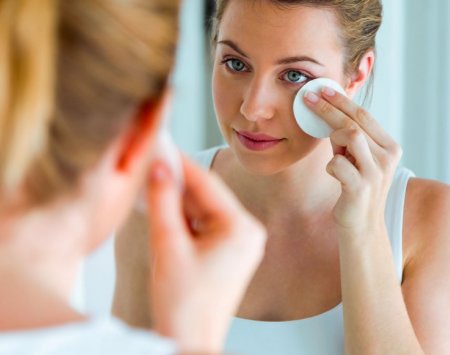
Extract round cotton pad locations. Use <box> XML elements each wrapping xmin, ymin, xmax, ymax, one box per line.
<box><xmin>293</xmin><ymin>78</ymin><xmax>347</xmax><ymax>138</ymax></box>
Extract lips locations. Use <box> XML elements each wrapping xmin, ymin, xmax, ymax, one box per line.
<box><xmin>236</xmin><ymin>130</ymin><xmax>282</xmax><ymax>142</ymax></box>
<box><xmin>235</xmin><ymin>130</ymin><xmax>284</xmax><ymax>151</ymax></box>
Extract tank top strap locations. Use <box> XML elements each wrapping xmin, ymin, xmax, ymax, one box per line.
<box><xmin>384</xmin><ymin>166</ymin><xmax>415</xmax><ymax>283</ymax></box>
<box><xmin>190</xmin><ymin>145</ymin><xmax>226</xmax><ymax>170</ymax></box>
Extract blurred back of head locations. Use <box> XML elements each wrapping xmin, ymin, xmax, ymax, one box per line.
<box><xmin>0</xmin><ymin>0</ymin><xmax>180</xmax><ymax>207</ymax></box>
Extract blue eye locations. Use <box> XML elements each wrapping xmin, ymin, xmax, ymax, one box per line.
<box><xmin>225</xmin><ymin>59</ymin><xmax>247</xmax><ymax>72</ymax></box>
<box><xmin>284</xmin><ymin>70</ymin><xmax>308</xmax><ymax>84</ymax></box>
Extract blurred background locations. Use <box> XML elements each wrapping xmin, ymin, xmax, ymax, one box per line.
<box><xmin>80</xmin><ymin>0</ymin><xmax>450</xmax><ymax>316</ymax></box>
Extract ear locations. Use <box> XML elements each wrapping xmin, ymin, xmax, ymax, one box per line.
<box><xmin>117</xmin><ymin>88</ymin><xmax>172</xmax><ymax>173</ymax></box>
<box><xmin>80</xmin><ymin>89</ymin><xmax>172</xmax><ymax>252</ymax></box>
<box><xmin>345</xmin><ymin>50</ymin><xmax>375</xmax><ymax>98</ymax></box>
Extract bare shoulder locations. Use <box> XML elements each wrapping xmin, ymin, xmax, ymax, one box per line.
<box><xmin>210</xmin><ymin>147</ymin><xmax>235</xmax><ymax>176</ymax></box>
<box><xmin>401</xmin><ymin>178</ymin><xmax>450</xmax><ymax>352</ymax></box>
<box><xmin>404</xmin><ymin>178</ymin><xmax>450</xmax><ymax>238</ymax></box>
<box><xmin>403</xmin><ymin>178</ymin><xmax>450</xmax><ymax>260</ymax></box>
<box><xmin>404</xmin><ymin>177</ymin><xmax>450</xmax><ymax>210</ymax></box>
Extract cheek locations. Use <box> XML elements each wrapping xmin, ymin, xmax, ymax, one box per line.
<box><xmin>212</xmin><ymin>66</ymin><xmax>239</xmax><ymax>124</ymax></box>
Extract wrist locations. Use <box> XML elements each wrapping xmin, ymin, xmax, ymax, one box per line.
<box><xmin>154</xmin><ymin>320</ymin><xmax>225</xmax><ymax>354</ymax></box>
<box><xmin>152</xmin><ymin>302</ymin><xmax>229</xmax><ymax>354</ymax></box>
<box><xmin>336</xmin><ymin>220</ymin><xmax>387</xmax><ymax>247</ymax></box>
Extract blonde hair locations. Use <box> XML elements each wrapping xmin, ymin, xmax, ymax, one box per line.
<box><xmin>0</xmin><ymin>0</ymin><xmax>180</xmax><ymax>205</ymax></box>
<box><xmin>211</xmin><ymin>0</ymin><xmax>382</xmax><ymax>95</ymax></box>
<box><xmin>0</xmin><ymin>0</ymin><xmax>56</xmax><ymax>198</ymax></box>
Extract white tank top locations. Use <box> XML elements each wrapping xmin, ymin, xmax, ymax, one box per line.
<box><xmin>192</xmin><ymin>146</ymin><xmax>415</xmax><ymax>355</ymax></box>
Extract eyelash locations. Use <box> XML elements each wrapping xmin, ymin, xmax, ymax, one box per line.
<box><xmin>220</xmin><ymin>56</ymin><xmax>314</xmax><ymax>86</ymax></box>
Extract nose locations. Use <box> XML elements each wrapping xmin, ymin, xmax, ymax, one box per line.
<box><xmin>240</xmin><ymin>78</ymin><xmax>276</xmax><ymax>122</ymax></box>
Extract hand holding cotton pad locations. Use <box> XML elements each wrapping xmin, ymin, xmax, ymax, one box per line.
<box><xmin>293</xmin><ymin>78</ymin><xmax>347</xmax><ymax>138</ymax></box>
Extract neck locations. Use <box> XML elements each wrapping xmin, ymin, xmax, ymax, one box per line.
<box><xmin>0</xmin><ymin>199</ymin><xmax>90</xmax><ymax>330</ymax></box>
<box><xmin>229</xmin><ymin>142</ymin><xmax>341</xmax><ymax>227</ymax></box>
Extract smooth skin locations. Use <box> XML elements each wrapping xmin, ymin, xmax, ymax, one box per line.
<box><xmin>114</xmin><ymin>2</ymin><xmax>450</xmax><ymax>354</ymax></box>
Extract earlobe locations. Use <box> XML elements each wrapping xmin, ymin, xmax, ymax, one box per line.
<box><xmin>345</xmin><ymin>50</ymin><xmax>375</xmax><ymax>97</ymax></box>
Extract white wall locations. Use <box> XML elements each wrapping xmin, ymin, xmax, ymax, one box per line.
<box><xmin>170</xmin><ymin>0</ymin><xmax>208</xmax><ymax>154</ymax></box>
<box><xmin>357</xmin><ymin>0</ymin><xmax>450</xmax><ymax>183</ymax></box>
<box><xmin>368</xmin><ymin>0</ymin><xmax>405</xmax><ymax>146</ymax></box>
<box><xmin>401</xmin><ymin>0</ymin><xmax>450</xmax><ymax>183</ymax></box>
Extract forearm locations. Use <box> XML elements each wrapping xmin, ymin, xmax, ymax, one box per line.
<box><xmin>338</xmin><ymin>227</ymin><xmax>424</xmax><ymax>355</ymax></box>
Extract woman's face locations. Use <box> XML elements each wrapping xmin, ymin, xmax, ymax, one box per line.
<box><xmin>212</xmin><ymin>1</ymin><xmax>348</xmax><ymax>175</ymax></box>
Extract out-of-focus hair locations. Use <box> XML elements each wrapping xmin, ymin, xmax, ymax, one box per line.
<box><xmin>0</xmin><ymin>0</ymin><xmax>180</xmax><ymax>205</ymax></box>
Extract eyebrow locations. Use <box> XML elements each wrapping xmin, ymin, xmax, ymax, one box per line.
<box><xmin>217</xmin><ymin>40</ymin><xmax>324</xmax><ymax>66</ymax></box>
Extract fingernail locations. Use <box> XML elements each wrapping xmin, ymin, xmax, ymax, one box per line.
<box><xmin>322</xmin><ymin>87</ymin><xmax>336</xmax><ymax>97</ymax></box>
<box><xmin>150</xmin><ymin>160</ymin><xmax>170</xmax><ymax>183</ymax></box>
<box><xmin>305</xmin><ymin>91</ymin><xmax>319</xmax><ymax>103</ymax></box>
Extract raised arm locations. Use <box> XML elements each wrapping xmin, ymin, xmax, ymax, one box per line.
<box><xmin>303</xmin><ymin>87</ymin><xmax>450</xmax><ymax>354</ymax></box>
<box><xmin>113</xmin><ymin>157</ymin><xmax>267</xmax><ymax>353</ymax></box>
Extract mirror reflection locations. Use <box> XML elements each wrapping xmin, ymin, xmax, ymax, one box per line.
<box><xmin>86</xmin><ymin>1</ymin><xmax>450</xmax><ymax>354</ymax></box>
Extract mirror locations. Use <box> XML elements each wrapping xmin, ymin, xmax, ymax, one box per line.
<box><xmin>84</xmin><ymin>2</ymin><xmax>450</xmax><ymax>354</ymax></box>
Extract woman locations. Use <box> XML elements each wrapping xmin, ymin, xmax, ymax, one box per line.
<box><xmin>114</xmin><ymin>0</ymin><xmax>450</xmax><ymax>354</ymax></box>
<box><xmin>0</xmin><ymin>0</ymin><xmax>266</xmax><ymax>354</ymax></box>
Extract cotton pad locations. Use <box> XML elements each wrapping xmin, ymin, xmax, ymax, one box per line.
<box><xmin>136</xmin><ymin>129</ymin><xmax>183</xmax><ymax>214</ymax></box>
<box><xmin>293</xmin><ymin>78</ymin><xmax>346</xmax><ymax>138</ymax></box>
<box><xmin>154</xmin><ymin>129</ymin><xmax>184</xmax><ymax>189</ymax></box>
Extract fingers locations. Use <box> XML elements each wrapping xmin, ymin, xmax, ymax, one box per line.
<box><xmin>323</xmin><ymin>89</ymin><xmax>396</xmax><ymax>148</ymax></box>
<box><xmin>303</xmin><ymin>90</ymin><xmax>379</xmax><ymax>154</ymax></box>
<box><xmin>330</xmin><ymin>128</ymin><xmax>377</xmax><ymax>175</ymax></box>
<box><xmin>304</xmin><ymin>90</ymin><xmax>350</xmax><ymax>131</ymax></box>
<box><xmin>326</xmin><ymin>154</ymin><xmax>361</xmax><ymax>193</ymax></box>
<box><xmin>304</xmin><ymin>87</ymin><xmax>402</xmax><ymax>174</ymax></box>
<box><xmin>181</xmin><ymin>155</ymin><xmax>243</xmax><ymax>227</ymax></box>
<box><xmin>304</xmin><ymin>88</ymin><xmax>395</xmax><ymax>149</ymax></box>
<box><xmin>303</xmin><ymin>85</ymin><xmax>402</xmax><ymax>234</ymax></box>
<box><xmin>147</xmin><ymin>160</ymin><xmax>190</xmax><ymax>254</ymax></box>
<box><xmin>148</xmin><ymin>155</ymin><xmax>258</xmax><ymax>249</ymax></box>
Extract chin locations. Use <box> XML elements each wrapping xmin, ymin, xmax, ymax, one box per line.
<box><xmin>232</xmin><ymin>146</ymin><xmax>296</xmax><ymax>177</ymax></box>
<box><xmin>246</xmin><ymin>165</ymin><xmax>288</xmax><ymax>177</ymax></box>
<box><xmin>226</xmin><ymin>130</ymin><xmax>321</xmax><ymax>176</ymax></box>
